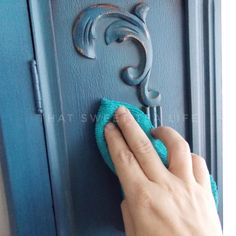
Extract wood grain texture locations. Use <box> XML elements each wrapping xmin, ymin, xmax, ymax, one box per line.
<box><xmin>0</xmin><ymin>1</ymin><xmax>56</xmax><ymax>235</ymax></box>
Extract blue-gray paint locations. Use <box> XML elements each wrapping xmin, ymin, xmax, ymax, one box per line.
<box><xmin>0</xmin><ymin>1</ymin><xmax>56</xmax><ymax>235</ymax></box>
<box><xmin>30</xmin><ymin>1</ymin><xmax>188</xmax><ymax>235</ymax></box>
<box><xmin>28</xmin><ymin>0</ymin><xmax>75</xmax><ymax>235</ymax></box>
<box><xmin>0</xmin><ymin>0</ymin><xmax>222</xmax><ymax>235</ymax></box>
<box><xmin>73</xmin><ymin>2</ymin><xmax>161</xmax><ymax>108</ymax></box>
<box><xmin>185</xmin><ymin>0</ymin><xmax>223</xmax><ymax>222</ymax></box>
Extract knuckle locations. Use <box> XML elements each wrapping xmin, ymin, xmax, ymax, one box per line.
<box><xmin>136</xmin><ymin>186</ymin><xmax>152</xmax><ymax>208</ymax></box>
<box><xmin>184</xmin><ymin>182</ymin><xmax>195</xmax><ymax>195</ymax></box>
<box><xmin>180</xmin><ymin>139</ymin><xmax>190</xmax><ymax>151</ymax></box>
<box><xmin>192</xmin><ymin>154</ymin><xmax>206</xmax><ymax>164</ymax></box>
<box><xmin>158</xmin><ymin>126</ymin><xmax>174</xmax><ymax>134</ymax></box>
<box><xmin>115</xmin><ymin>111</ymin><xmax>133</xmax><ymax>126</ymax></box>
<box><xmin>156</xmin><ymin>126</ymin><xmax>169</xmax><ymax>132</ymax></box>
<box><xmin>161</xmin><ymin>179</ymin><xmax>177</xmax><ymax>194</ymax></box>
<box><xmin>172</xmin><ymin>139</ymin><xmax>190</xmax><ymax>153</ymax></box>
<box><xmin>167</xmin><ymin>184</ymin><xmax>176</xmax><ymax>195</ymax></box>
<box><xmin>117</xmin><ymin>150</ymin><xmax>135</xmax><ymax>165</ymax></box>
<box><xmin>182</xmin><ymin>139</ymin><xmax>190</xmax><ymax>149</ymax></box>
<box><xmin>199</xmin><ymin>156</ymin><xmax>206</xmax><ymax>163</ymax></box>
<box><xmin>135</xmin><ymin>139</ymin><xmax>153</xmax><ymax>155</ymax></box>
<box><xmin>120</xmin><ymin>200</ymin><xmax>126</xmax><ymax>210</ymax></box>
<box><xmin>152</xmin><ymin>126</ymin><xmax>169</xmax><ymax>137</ymax></box>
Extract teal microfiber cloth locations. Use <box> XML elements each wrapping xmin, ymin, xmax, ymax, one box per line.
<box><xmin>95</xmin><ymin>98</ymin><xmax>218</xmax><ymax>207</ymax></box>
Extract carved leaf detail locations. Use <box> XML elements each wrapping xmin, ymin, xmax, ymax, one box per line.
<box><xmin>72</xmin><ymin>2</ymin><xmax>161</xmax><ymax>107</ymax></box>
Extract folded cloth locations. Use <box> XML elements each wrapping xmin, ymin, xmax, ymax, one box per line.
<box><xmin>95</xmin><ymin>98</ymin><xmax>218</xmax><ymax>207</ymax></box>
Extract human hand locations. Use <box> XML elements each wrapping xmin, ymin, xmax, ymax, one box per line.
<box><xmin>104</xmin><ymin>106</ymin><xmax>222</xmax><ymax>236</ymax></box>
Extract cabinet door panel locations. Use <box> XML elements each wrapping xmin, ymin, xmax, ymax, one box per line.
<box><xmin>29</xmin><ymin>0</ymin><xmax>222</xmax><ymax>235</ymax></box>
<box><xmin>0</xmin><ymin>1</ymin><xmax>56</xmax><ymax>235</ymax></box>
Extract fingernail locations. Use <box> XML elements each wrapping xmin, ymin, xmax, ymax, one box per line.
<box><xmin>105</xmin><ymin>122</ymin><xmax>115</xmax><ymax>130</ymax></box>
<box><xmin>116</xmin><ymin>106</ymin><xmax>127</xmax><ymax>115</ymax></box>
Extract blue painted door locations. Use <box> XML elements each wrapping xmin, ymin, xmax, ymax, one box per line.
<box><xmin>29</xmin><ymin>0</ymin><xmax>222</xmax><ymax>235</ymax></box>
<box><xmin>0</xmin><ymin>1</ymin><xmax>56</xmax><ymax>235</ymax></box>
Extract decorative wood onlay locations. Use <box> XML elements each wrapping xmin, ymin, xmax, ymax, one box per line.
<box><xmin>72</xmin><ymin>2</ymin><xmax>162</xmax><ymax>115</ymax></box>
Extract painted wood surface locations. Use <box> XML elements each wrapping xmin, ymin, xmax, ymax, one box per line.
<box><xmin>72</xmin><ymin>2</ymin><xmax>161</xmax><ymax>107</ymax></box>
<box><xmin>30</xmin><ymin>1</ymin><xmax>189</xmax><ymax>235</ymax></box>
<box><xmin>185</xmin><ymin>0</ymin><xmax>223</xmax><ymax>221</ymax></box>
<box><xmin>0</xmin><ymin>0</ymin><xmax>221</xmax><ymax>235</ymax></box>
<box><xmin>0</xmin><ymin>159</ymin><xmax>10</xmax><ymax>236</ymax></box>
<box><xmin>0</xmin><ymin>1</ymin><xmax>56</xmax><ymax>235</ymax></box>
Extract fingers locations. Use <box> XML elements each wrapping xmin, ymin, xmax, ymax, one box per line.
<box><xmin>192</xmin><ymin>154</ymin><xmax>211</xmax><ymax>191</ymax></box>
<box><xmin>104</xmin><ymin>122</ymin><xmax>147</xmax><ymax>196</ymax></box>
<box><xmin>121</xmin><ymin>200</ymin><xmax>136</xmax><ymax>236</ymax></box>
<box><xmin>151</xmin><ymin>126</ymin><xmax>195</xmax><ymax>183</ymax></box>
<box><xmin>114</xmin><ymin>107</ymin><xmax>169</xmax><ymax>182</ymax></box>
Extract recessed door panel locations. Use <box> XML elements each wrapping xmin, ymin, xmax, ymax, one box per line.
<box><xmin>29</xmin><ymin>0</ymin><xmax>222</xmax><ymax>235</ymax></box>
<box><xmin>51</xmin><ymin>1</ymin><xmax>187</xmax><ymax>235</ymax></box>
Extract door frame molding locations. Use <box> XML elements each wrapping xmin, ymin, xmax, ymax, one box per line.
<box><xmin>185</xmin><ymin>0</ymin><xmax>223</xmax><ymax>222</ymax></box>
<box><xmin>28</xmin><ymin>0</ymin><xmax>74</xmax><ymax>235</ymax></box>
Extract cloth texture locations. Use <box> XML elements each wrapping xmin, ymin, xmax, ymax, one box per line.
<box><xmin>95</xmin><ymin>98</ymin><xmax>218</xmax><ymax>207</ymax></box>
